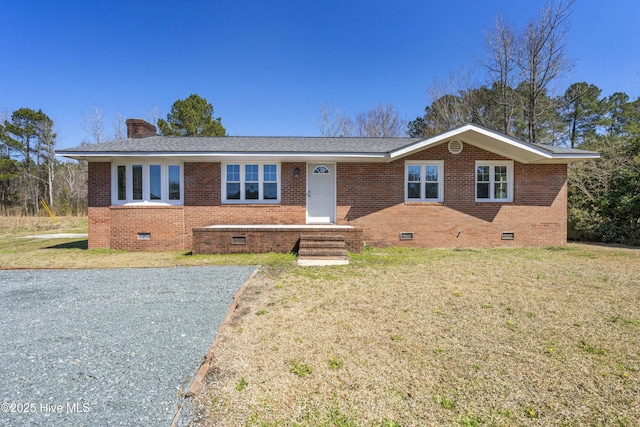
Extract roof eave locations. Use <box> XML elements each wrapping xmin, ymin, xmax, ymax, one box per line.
<box><xmin>55</xmin><ymin>151</ymin><xmax>391</xmax><ymax>163</ymax></box>
<box><xmin>389</xmin><ymin>123</ymin><xmax>600</xmax><ymax>164</ymax></box>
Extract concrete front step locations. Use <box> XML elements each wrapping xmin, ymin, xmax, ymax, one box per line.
<box><xmin>300</xmin><ymin>234</ymin><xmax>345</xmax><ymax>241</ymax></box>
<box><xmin>298</xmin><ymin>248</ymin><xmax>348</xmax><ymax>257</ymax></box>
<box><xmin>299</xmin><ymin>240</ymin><xmax>346</xmax><ymax>249</ymax></box>
<box><xmin>298</xmin><ymin>234</ymin><xmax>349</xmax><ymax>266</ymax></box>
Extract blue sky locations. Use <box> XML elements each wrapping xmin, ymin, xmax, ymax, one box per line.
<box><xmin>2</xmin><ymin>0</ymin><xmax>639</xmax><ymax>149</ymax></box>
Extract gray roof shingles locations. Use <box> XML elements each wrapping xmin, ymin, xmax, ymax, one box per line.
<box><xmin>57</xmin><ymin>136</ymin><xmax>422</xmax><ymax>154</ymax></box>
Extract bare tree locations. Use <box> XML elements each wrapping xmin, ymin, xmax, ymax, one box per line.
<box><xmin>481</xmin><ymin>14</ymin><xmax>518</xmax><ymax>135</ymax></box>
<box><xmin>354</xmin><ymin>103</ymin><xmax>405</xmax><ymax>137</ymax></box>
<box><xmin>315</xmin><ymin>103</ymin><xmax>353</xmax><ymax>137</ymax></box>
<box><xmin>80</xmin><ymin>106</ymin><xmax>106</xmax><ymax>144</ymax></box>
<box><xmin>146</xmin><ymin>106</ymin><xmax>161</xmax><ymax>130</ymax></box>
<box><xmin>517</xmin><ymin>0</ymin><xmax>574</xmax><ymax>143</ymax></box>
<box><xmin>112</xmin><ymin>113</ymin><xmax>126</xmax><ymax>140</ymax></box>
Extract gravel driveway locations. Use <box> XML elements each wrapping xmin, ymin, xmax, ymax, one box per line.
<box><xmin>0</xmin><ymin>266</ymin><xmax>256</xmax><ymax>426</ymax></box>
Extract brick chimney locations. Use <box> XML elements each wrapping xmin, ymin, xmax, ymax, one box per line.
<box><xmin>125</xmin><ymin>118</ymin><xmax>157</xmax><ymax>139</ymax></box>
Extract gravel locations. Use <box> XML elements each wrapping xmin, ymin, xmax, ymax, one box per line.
<box><xmin>0</xmin><ymin>266</ymin><xmax>256</xmax><ymax>426</ymax></box>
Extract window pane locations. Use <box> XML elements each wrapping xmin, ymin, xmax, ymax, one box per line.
<box><xmin>495</xmin><ymin>182</ymin><xmax>508</xmax><ymax>199</ymax></box>
<box><xmin>132</xmin><ymin>165</ymin><xmax>143</xmax><ymax>200</ymax></box>
<box><xmin>477</xmin><ymin>166</ymin><xmax>490</xmax><ymax>182</ymax></box>
<box><xmin>477</xmin><ymin>182</ymin><xmax>490</xmax><ymax>199</ymax></box>
<box><xmin>169</xmin><ymin>165</ymin><xmax>181</xmax><ymax>200</ymax></box>
<box><xmin>227</xmin><ymin>164</ymin><xmax>239</xmax><ymax>182</ymax></box>
<box><xmin>425</xmin><ymin>165</ymin><xmax>438</xmax><ymax>182</ymax></box>
<box><xmin>408</xmin><ymin>182</ymin><xmax>421</xmax><ymax>198</ymax></box>
<box><xmin>150</xmin><ymin>165</ymin><xmax>161</xmax><ymax>200</ymax></box>
<box><xmin>117</xmin><ymin>165</ymin><xmax>126</xmax><ymax>200</ymax></box>
<box><xmin>425</xmin><ymin>182</ymin><xmax>438</xmax><ymax>199</ymax></box>
<box><xmin>245</xmin><ymin>164</ymin><xmax>258</xmax><ymax>182</ymax></box>
<box><xmin>264</xmin><ymin>164</ymin><xmax>277</xmax><ymax>182</ymax></box>
<box><xmin>408</xmin><ymin>165</ymin><xmax>421</xmax><ymax>182</ymax></box>
<box><xmin>226</xmin><ymin>183</ymin><xmax>240</xmax><ymax>199</ymax></box>
<box><xmin>245</xmin><ymin>182</ymin><xmax>259</xmax><ymax>199</ymax></box>
<box><xmin>264</xmin><ymin>182</ymin><xmax>277</xmax><ymax>200</ymax></box>
<box><xmin>494</xmin><ymin>166</ymin><xmax>507</xmax><ymax>182</ymax></box>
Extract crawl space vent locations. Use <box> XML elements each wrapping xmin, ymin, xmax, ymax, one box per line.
<box><xmin>501</xmin><ymin>232</ymin><xmax>515</xmax><ymax>240</ymax></box>
<box><xmin>399</xmin><ymin>232</ymin><xmax>414</xmax><ymax>241</ymax></box>
<box><xmin>448</xmin><ymin>140</ymin><xmax>464</xmax><ymax>154</ymax></box>
<box><xmin>137</xmin><ymin>232</ymin><xmax>151</xmax><ymax>240</ymax></box>
<box><xmin>231</xmin><ymin>236</ymin><xmax>247</xmax><ymax>245</ymax></box>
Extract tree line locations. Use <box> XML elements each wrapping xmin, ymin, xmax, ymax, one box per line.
<box><xmin>0</xmin><ymin>108</ymin><xmax>86</xmax><ymax>216</ymax></box>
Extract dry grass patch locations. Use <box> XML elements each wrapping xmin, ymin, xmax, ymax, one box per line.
<box><xmin>192</xmin><ymin>245</ymin><xmax>640</xmax><ymax>426</ymax></box>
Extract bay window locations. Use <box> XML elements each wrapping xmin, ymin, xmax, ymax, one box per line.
<box><xmin>112</xmin><ymin>162</ymin><xmax>183</xmax><ymax>205</ymax></box>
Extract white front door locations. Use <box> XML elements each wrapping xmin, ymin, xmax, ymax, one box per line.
<box><xmin>306</xmin><ymin>163</ymin><xmax>336</xmax><ymax>224</ymax></box>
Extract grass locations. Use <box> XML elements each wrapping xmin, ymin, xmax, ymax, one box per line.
<box><xmin>191</xmin><ymin>244</ymin><xmax>640</xmax><ymax>426</ymax></box>
<box><xmin>2</xmin><ymin>217</ymin><xmax>639</xmax><ymax>425</ymax></box>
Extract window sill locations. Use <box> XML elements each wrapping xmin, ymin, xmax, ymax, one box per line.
<box><xmin>475</xmin><ymin>200</ymin><xmax>513</xmax><ymax>204</ymax></box>
<box><xmin>404</xmin><ymin>200</ymin><xmax>444</xmax><ymax>205</ymax></box>
<box><xmin>111</xmin><ymin>201</ymin><xmax>183</xmax><ymax>208</ymax></box>
<box><xmin>221</xmin><ymin>201</ymin><xmax>281</xmax><ymax>206</ymax></box>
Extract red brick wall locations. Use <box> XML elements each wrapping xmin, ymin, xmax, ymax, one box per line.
<box><xmin>336</xmin><ymin>143</ymin><xmax>568</xmax><ymax>248</ymax></box>
<box><xmin>87</xmin><ymin>163</ymin><xmax>111</xmax><ymax>249</ymax></box>
<box><xmin>192</xmin><ymin>226</ymin><xmax>362</xmax><ymax>254</ymax></box>
<box><xmin>109</xmin><ymin>205</ymin><xmax>188</xmax><ymax>251</ymax></box>
<box><xmin>88</xmin><ymin>144</ymin><xmax>569</xmax><ymax>251</ymax></box>
<box><xmin>88</xmin><ymin>161</ymin><xmax>308</xmax><ymax>250</ymax></box>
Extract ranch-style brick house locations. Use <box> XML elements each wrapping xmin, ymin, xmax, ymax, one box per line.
<box><xmin>57</xmin><ymin>119</ymin><xmax>598</xmax><ymax>260</ymax></box>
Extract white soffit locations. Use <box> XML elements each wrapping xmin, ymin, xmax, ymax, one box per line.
<box><xmin>389</xmin><ymin>124</ymin><xmax>596</xmax><ymax>164</ymax></box>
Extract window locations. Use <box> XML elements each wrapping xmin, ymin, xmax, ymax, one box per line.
<box><xmin>475</xmin><ymin>161</ymin><xmax>513</xmax><ymax>202</ymax></box>
<box><xmin>313</xmin><ymin>165</ymin><xmax>330</xmax><ymax>174</ymax></box>
<box><xmin>405</xmin><ymin>161</ymin><xmax>444</xmax><ymax>202</ymax></box>
<box><xmin>112</xmin><ymin>162</ymin><xmax>183</xmax><ymax>205</ymax></box>
<box><xmin>222</xmin><ymin>162</ymin><xmax>280</xmax><ymax>203</ymax></box>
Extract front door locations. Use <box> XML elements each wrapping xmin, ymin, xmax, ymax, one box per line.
<box><xmin>306</xmin><ymin>163</ymin><xmax>336</xmax><ymax>224</ymax></box>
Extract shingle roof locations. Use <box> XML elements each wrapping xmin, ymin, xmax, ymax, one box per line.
<box><xmin>56</xmin><ymin>124</ymin><xmax>599</xmax><ymax>163</ymax></box>
<box><xmin>57</xmin><ymin>136</ymin><xmax>421</xmax><ymax>154</ymax></box>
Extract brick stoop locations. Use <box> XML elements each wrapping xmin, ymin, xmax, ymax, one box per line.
<box><xmin>298</xmin><ymin>234</ymin><xmax>349</xmax><ymax>266</ymax></box>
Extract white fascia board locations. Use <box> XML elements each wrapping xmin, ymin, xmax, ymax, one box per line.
<box><xmin>388</xmin><ymin>123</ymin><xmax>599</xmax><ymax>164</ymax></box>
<box><xmin>389</xmin><ymin>126</ymin><xmax>468</xmax><ymax>159</ymax></box>
<box><xmin>390</xmin><ymin>123</ymin><xmax>553</xmax><ymax>160</ymax></box>
<box><xmin>529</xmin><ymin>152</ymin><xmax>601</xmax><ymax>164</ymax></box>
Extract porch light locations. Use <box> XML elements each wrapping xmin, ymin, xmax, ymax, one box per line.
<box><xmin>293</xmin><ymin>167</ymin><xmax>300</xmax><ymax>178</ymax></box>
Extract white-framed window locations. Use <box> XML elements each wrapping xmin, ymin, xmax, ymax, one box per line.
<box><xmin>222</xmin><ymin>162</ymin><xmax>280</xmax><ymax>203</ymax></box>
<box><xmin>405</xmin><ymin>161</ymin><xmax>444</xmax><ymax>202</ymax></box>
<box><xmin>112</xmin><ymin>162</ymin><xmax>183</xmax><ymax>205</ymax></box>
<box><xmin>475</xmin><ymin>160</ymin><xmax>513</xmax><ymax>202</ymax></box>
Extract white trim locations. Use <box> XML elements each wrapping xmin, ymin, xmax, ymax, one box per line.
<box><xmin>405</xmin><ymin>161</ymin><xmax>444</xmax><ymax>202</ymax></box>
<box><xmin>475</xmin><ymin>160</ymin><xmax>514</xmax><ymax>202</ymax></box>
<box><xmin>221</xmin><ymin>162</ymin><xmax>281</xmax><ymax>204</ymax></box>
<box><xmin>111</xmin><ymin>162</ymin><xmax>183</xmax><ymax>206</ymax></box>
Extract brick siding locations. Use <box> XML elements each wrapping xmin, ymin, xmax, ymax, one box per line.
<box><xmin>336</xmin><ymin>143</ymin><xmax>567</xmax><ymax>248</ymax></box>
<box><xmin>192</xmin><ymin>226</ymin><xmax>362</xmax><ymax>254</ymax></box>
<box><xmin>88</xmin><ymin>143</ymin><xmax>569</xmax><ymax>251</ymax></box>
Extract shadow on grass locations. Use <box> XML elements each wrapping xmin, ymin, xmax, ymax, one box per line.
<box><xmin>45</xmin><ymin>240</ymin><xmax>88</xmax><ymax>250</ymax></box>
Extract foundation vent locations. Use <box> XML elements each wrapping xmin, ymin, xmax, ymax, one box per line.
<box><xmin>138</xmin><ymin>232</ymin><xmax>151</xmax><ymax>240</ymax></box>
<box><xmin>399</xmin><ymin>232</ymin><xmax>414</xmax><ymax>241</ymax></box>
<box><xmin>231</xmin><ymin>236</ymin><xmax>247</xmax><ymax>245</ymax></box>
<box><xmin>501</xmin><ymin>232</ymin><xmax>515</xmax><ymax>240</ymax></box>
